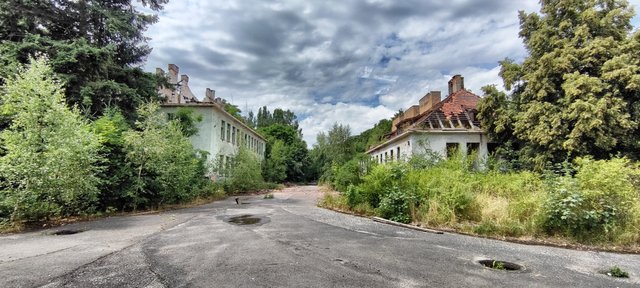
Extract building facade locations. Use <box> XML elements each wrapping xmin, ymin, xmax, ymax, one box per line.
<box><xmin>156</xmin><ymin>64</ymin><xmax>266</xmax><ymax>177</ymax></box>
<box><xmin>367</xmin><ymin>75</ymin><xmax>492</xmax><ymax>163</ymax></box>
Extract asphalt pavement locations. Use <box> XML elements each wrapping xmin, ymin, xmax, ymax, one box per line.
<box><xmin>1</xmin><ymin>185</ymin><xmax>638</xmax><ymax>288</ymax></box>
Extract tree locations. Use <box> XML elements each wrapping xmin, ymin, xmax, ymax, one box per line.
<box><xmin>478</xmin><ymin>0</ymin><xmax>639</xmax><ymax>168</ymax></box>
<box><xmin>123</xmin><ymin>102</ymin><xmax>207</xmax><ymax>209</ymax></box>
<box><xmin>262</xmin><ymin>140</ymin><xmax>287</xmax><ymax>182</ymax></box>
<box><xmin>227</xmin><ymin>146</ymin><xmax>265</xmax><ymax>192</ymax></box>
<box><xmin>0</xmin><ymin>0</ymin><xmax>169</xmax><ymax>120</ymax></box>
<box><xmin>0</xmin><ymin>58</ymin><xmax>102</xmax><ymax>222</ymax></box>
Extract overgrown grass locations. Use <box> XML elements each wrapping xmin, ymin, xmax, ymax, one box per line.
<box><xmin>321</xmin><ymin>153</ymin><xmax>640</xmax><ymax>247</ymax></box>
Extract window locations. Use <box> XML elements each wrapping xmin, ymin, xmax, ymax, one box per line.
<box><xmin>397</xmin><ymin>147</ymin><xmax>400</xmax><ymax>160</ymax></box>
<box><xmin>226</xmin><ymin>123</ymin><xmax>231</xmax><ymax>142</ymax></box>
<box><xmin>390</xmin><ymin>149</ymin><xmax>394</xmax><ymax>161</ymax></box>
<box><xmin>446</xmin><ymin>143</ymin><xmax>459</xmax><ymax>158</ymax></box>
<box><xmin>384</xmin><ymin>152</ymin><xmax>388</xmax><ymax>162</ymax></box>
<box><xmin>467</xmin><ymin>142</ymin><xmax>479</xmax><ymax>156</ymax></box>
<box><xmin>232</xmin><ymin>127</ymin><xmax>236</xmax><ymax>145</ymax></box>
<box><xmin>221</xmin><ymin>120</ymin><xmax>225</xmax><ymax>141</ymax></box>
<box><xmin>225</xmin><ymin>156</ymin><xmax>231</xmax><ymax>176</ymax></box>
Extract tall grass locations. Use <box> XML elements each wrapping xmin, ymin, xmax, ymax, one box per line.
<box><xmin>323</xmin><ymin>153</ymin><xmax>640</xmax><ymax>246</ymax></box>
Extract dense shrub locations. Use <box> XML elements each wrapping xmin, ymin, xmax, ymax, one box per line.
<box><xmin>224</xmin><ymin>146</ymin><xmax>268</xmax><ymax>193</ymax></box>
<box><xmin>543</xmin><ymin>157</ymin><xmax>640</xmax><ymax>242</ymax></box>
<box><xmin>123</xmin><ymin>102</ymin><xmax>209</xmax><ymax>209</ymax></box>
<box><xmin>0</xmin><ymin>58</ymin><xmax>102</xmax><ymax>222</ymax></box>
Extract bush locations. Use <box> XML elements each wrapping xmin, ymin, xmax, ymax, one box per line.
<box><xmin>376</xmin><ymin>186</ymin><xmax>419</xmax><ymax>224</ymax></box>
<box><xmin>0</xmin><ymin>58</ymin><xmax>102</xmax><ymax>222</ymax></box>
<box><xmin>123</xmin><ymin>102</ymin><xmax>209</xmax><ymax>209</ymax></box>
<box><xmin>543</xmin><ymin>157</ymin><xmax>640</xmax><ymax>243</ymax></box>
<box><xmin>225</xmin><ymin>146</ymin><xmax>267</xmax><ymax>193</ymax></box>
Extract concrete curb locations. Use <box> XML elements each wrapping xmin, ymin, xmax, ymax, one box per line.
<box><xmin>371</xmin><ymin>217</ymin><xmax>444</xmax><ymax>235</ymax></box>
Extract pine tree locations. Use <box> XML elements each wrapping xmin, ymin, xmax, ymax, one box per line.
<box><xmin>0</xmin><ymin>0</ymin><xmax>169</xmax><ymax>120</ymax></box>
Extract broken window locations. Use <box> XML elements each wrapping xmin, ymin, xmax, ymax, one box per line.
<box><xmin>466</xmin><ymin>142</ymin><xmax>479</xmax><ymax>156</ymax></box>
<box><xmin>446</xmin><ymin>143</ymin><xmax>459</xmax><ymax>158</ymax></box>
<box><xmin>221</xmin><ymin>120</ymin><xmax>225</xmax><ymax>141</ymax></box>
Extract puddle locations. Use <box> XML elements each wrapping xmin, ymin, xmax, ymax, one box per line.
<box><xmin>52</xmin><ymin>229</ymin><xmax>84</xmax><ymax>235</ymax></box>
<box><xmin>478</xmin><ymin>259</ymin><xmax>524</xmax><ymax>271</ymax></box>
<box><xmin>225</xmin><ymin>214</ymin><xmax>269</xmax><ymax>226</ymax></box>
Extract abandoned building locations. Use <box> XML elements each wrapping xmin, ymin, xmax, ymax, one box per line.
<box><xmin>156</xmin><ymin>64</ymin><xmax>266</xmax><ymax>177</ymax></box>
<box><xmin>367</xmin><ymin>75</ymin><xmax>492</xmax><ymax>163</ymax></box>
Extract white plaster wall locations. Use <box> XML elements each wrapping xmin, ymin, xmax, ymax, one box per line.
<box><xmin>160</xmin><ymin>106</ymin><xmax>265</xmax><ymax>166</ymax></box>
<box><xmin>410</xmin><ymin>132</ymin><xmax>488</xmax><ymax>160</ymax></box>
<box><xmin>369</xmin><ymin>131</ymin><xmax>489</xmax><ymax>164</ymax></box>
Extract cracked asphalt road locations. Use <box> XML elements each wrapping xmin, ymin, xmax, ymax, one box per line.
<box><xmin>1</xmin><ymin>186</ymin><xmax>638</xmax><ymax>287</ymax></box>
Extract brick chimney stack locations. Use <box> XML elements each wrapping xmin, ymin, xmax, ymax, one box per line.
<box><xmin>448</xmin><ymin>75</ymin><xmax>464</xmax><ymax>95</ymax></box>
<box><xmin>180</xmin><ymin>74</ymin><xmax>189</xmax><ymax>85</ymax></box>
<box><xmin>168</xmin><ymin>64</ymin><xmax>179</xmax><ymax>84</ymax></box>
<box><xmin>419</xmin><ymin>91</ymin><xmax>441</xmax><ymax>114</ymax></box>
<box><xmin>204</xmin><ymin>88</ymin><xmax>216</xmax><ymax>103</ymax></box>
<box><xmin>155</xmin><ymin>68</ymin><xmax>165</xmax><ymax>76</ymax></box>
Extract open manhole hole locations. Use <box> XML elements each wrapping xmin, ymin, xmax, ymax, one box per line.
<box><xmin>478</xmin><ymin>259</ymin><xmax>523</xmax><ymax>271</ymax></box>
<box><xmin>226</xmin><ymin>214</ymin><xmax>269</xmax><ymax>226</ymax></box>
<box><xmin>52</xmin><ymin>229</ymin><xmax>84</xmax><ymax>235</ymax></box>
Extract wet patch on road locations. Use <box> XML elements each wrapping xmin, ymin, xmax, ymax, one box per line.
<box><xmin>222</xmin><ymin>214</ymin><xmax>270</xmax><ymax>226</ymax></box>
<box><xmin>51</xmin><ymin>229</ymin><xmax>85</xmax><ymax>235</ymax></box>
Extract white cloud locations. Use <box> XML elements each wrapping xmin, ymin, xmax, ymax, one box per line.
<box><xmin>142</xmin><ymin>0</ymin><xmax>640</xmax><ymax>146</ymax></box>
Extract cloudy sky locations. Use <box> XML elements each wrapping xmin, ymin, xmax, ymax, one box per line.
<box><xmin>142</xmin><ymin>0</ymin><xmax>640</xmax><ymax>146</ymax></box>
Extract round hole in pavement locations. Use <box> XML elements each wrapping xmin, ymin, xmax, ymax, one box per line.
<box><xmin>227</xmin><ymin>214</ymin><xmax>262</xmax><ymax>225</ymax></box>
<box><xmin>478</xmin><ymin>259</ymin><xmax>523</xmax><ymax>271</ymax></box>
<box><xmin>53</xmin><ymin>229</ymin><xmax>84</xmax><ymax>235</ymax></box>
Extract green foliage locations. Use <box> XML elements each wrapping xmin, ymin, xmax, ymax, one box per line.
<box><xmin>0</xmin><ymin>58</ymin><xmax>102</xmax><ymax>221</ymax></box>
<box><xmin>169</xmin><ymin>107</ymin><xmax>203</xmax><ymax>137</ymax></box>
<box><xmin>543</xmin><ymin>157</ymin><xmax>640</xmax><ymax>242</ymax></box>
<box><xmin>262</xmin><ymin>140</ymin><xmax>287</xmax><ymax>183</ymax></box>
<box><xmin>376</xmin><ymin>186</ymin><xmax>419</xmax><ymax>224</ymax></box>
<box><xmin>313</xmin><ymin>123</ymin><xmax>356</xmax><ymax>182</ymax></box>
<box><xmin>225</xmin><ymin>146</ymin><xmax>266</xmax><ymax>193</ymax></box>
<box><xmin>608</xmin><ymin>266</ymin><xmax>629</xmax><ymax>278</ymax></box>
<box><xmin>331</xmin><ymin>157</ymin><xmax>369</xmax><ymax>192</ymax></box>
<box><xmin>478</xmin><ymin>0</ymin><xmax>640</xmax><ymax>168</ymax></box>
<box><xmin>123</xmin><ymin>102</ymin><xmax>208</xmax><ymax>209</ymax></box>
<box><xmin>92</xmin><ymin>109</ymin><xmax>134</xmax><ymax>210</ymax></box>
<box><xmin>258</xmin><ymin>116</ymin><xmax>310</xmax><ymax>183</ymax></box>
<box><xmin>0</xmin><ymin>0</ymin><xmax>168</xmax><ymax>120</ymax></box>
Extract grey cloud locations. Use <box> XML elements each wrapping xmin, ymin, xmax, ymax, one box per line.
<box><xmin>144</xmin><ymin>1</ymin><xmax>626</xmax><ymax>144</ymax></box>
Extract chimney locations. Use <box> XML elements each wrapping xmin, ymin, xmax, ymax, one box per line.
<box><xmin>204</xmin><ymin>88</ymin><xmax>216</xmax><ymax>103</ymax></box>
<box><xmin>155</xmin><ymin>67</ymin><xmax>165</xmax><ymax>76</ymax></box>
<box><xmin>419</xmin><ymin>91</ymin><xmax>441</xmax><ymax>114</ymax></box>
<box><xmin>180</xmin><ymin>74</ymin><xmax>189</xmax><ymax>85</ymax></box>
<box><xmin>448</xmin><ymin>75</ymin><xmax>464</xmax><ymax>95</ymax></box>
<box><xmin>168</xmin><ymin>64</ymin><xmax>179</xmax><ymax>84</ymax></box>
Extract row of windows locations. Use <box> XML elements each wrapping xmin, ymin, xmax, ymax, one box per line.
<box><xmin>220</xmin><ymin>120</ymin><xmax>264</xmax><ymax>155</ymax></box>
<box><xmin>373</xmin><ymin>142</ymin><xmax>481</xmax><ymax>164</ymax></box>
<box><xmin>374</xmin><ymin>146</ymin><xmax>401</xmax><ymax>164</ymax></box>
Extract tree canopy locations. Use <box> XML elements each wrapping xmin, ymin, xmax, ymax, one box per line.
<box><xmin>0</xmin><ymin>0</ymin><xmax>168</xmax><ymax>120</ymax></box>
<box><xmin>478</xmin><ymin>0</ymin><xmax>640</xmax><ymax>169</ymax></box>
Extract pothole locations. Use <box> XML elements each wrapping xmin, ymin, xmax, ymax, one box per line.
<box><xmin>52</xmin><ymin>229</ymin><xmax>84</xmax><ymax>235</ymax></box>
<box><xmin>478</xmin><ymin>259</ymin><xmax>523</xmax><ymax>271</ymax></box>
<box><xmin>225</xmin><ymin>214</ymin><xmax>269</xmax><ymax>226</ymax></box>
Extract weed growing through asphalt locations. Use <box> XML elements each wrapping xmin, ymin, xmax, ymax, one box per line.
<box><xmin>608</xmin><ymin>266</ymin><xmax>629</xmax><ymax>278</ymax></box>
<box><xmin>492</xmin><ymin>261</ymin><xmax>506</xmax><ymax>270</ymax></box>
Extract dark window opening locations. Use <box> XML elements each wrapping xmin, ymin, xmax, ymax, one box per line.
<box><xmin>467</xmin><ymin>142</ymin><xmax>479</xmax><ymax>155</ymax></box>
<box><xmin>446</xmin><ymin>143</ymin><xmax>459</xmax><ymax>158</ymax></box>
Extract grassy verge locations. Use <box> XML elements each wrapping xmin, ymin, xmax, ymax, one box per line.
<box><xmin>319</xmin><ymin>155</ymin><xmax>640</xmax><ymax>253</ymax></box>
